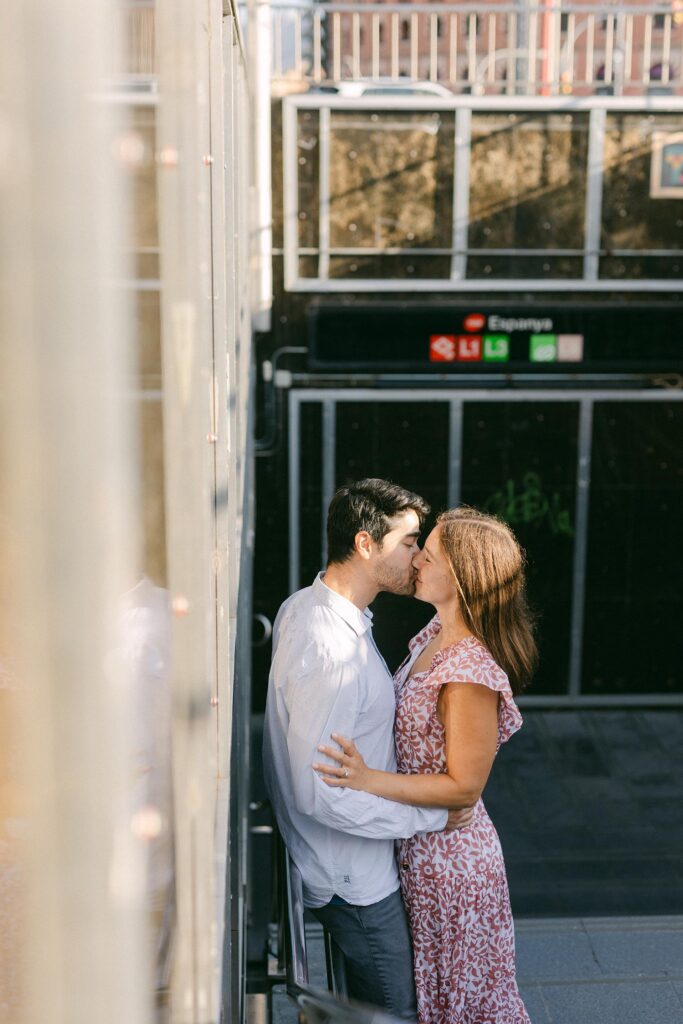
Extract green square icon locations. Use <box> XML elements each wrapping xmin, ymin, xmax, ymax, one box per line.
<box><xmin>483</xmin><ymin>334</ymin><xmax>510</xmax><ymax>362</ymax></box>
<box><xmin>530</xmin><ymin>334</ymin><xmax>557</xmax><ymax>362</ymax></box>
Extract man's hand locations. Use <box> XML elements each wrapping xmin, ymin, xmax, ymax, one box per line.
<box><xmin>444</xmin><ymin>805</ymin><xmax>475</xmax><ymax>832</ymax></box>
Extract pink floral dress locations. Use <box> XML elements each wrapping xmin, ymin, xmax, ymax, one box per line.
<box><xmin>394</xmin><ymin>617</ymin><xmax>530</xmax><ymax>1024</ymax></box>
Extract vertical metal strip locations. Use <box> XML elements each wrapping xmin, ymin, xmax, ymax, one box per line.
<box><xmin>451</xmin><ymin>107</ymin><xmax>471</xmax><ymax>281</ymax></box>
<box><xmin>294</xmin><ymin>11</ymin><xmax>302</xmax><ymax>79</ymax></box>
<box><xmin>248</xmin><ymin>0</ymin><xmax>272</xmax><ymax>331</ymax></box>
<box><xmin>528</xmin><ymin>11</ymin><xmax>538</xmax><ymax>91</ymax></box>
<box><xmin>372</xmin><ymin>14</ymin><xmax>379</xmax><ymax>79</ymax></box>
<box><xmin>586</xmin><ymin>15</ymin><xmax>595</xmax><ymax>84</ymax></box>
<box><xmin>430</xmin><ymin>14</ymin><xmax>438</xmax><ymax>82</ymax></box>
<box><xmin>448</xmin><ymin>399</ymin><xmax>464</xmax><ymax>508</ymax></box>
<box><xmin>487</xmin><ymin>15</ymin><xmax>496</xmax><ymax>84</ymax></box>
<box><xmin>568</xmin><ymin>400</ymin><xmax>593</xmax><ymax>697</ymax></box>
<box><xmin>321</xmin><ymin>400</ymin><xmax>336</xmax><ymax>567</ymax></box>
<box><xmin>410</xmin><ymin>12</ymin><xmax>419</xmax><ymax>80</ymax></box>
<box><xmin>624</xmin><ymin>15</ymin><xmax>633</xmax><ymax>83</ymax></box>
<box><xmin>449</xmin><ymin>14</ymin><xmax>458</xmax><ymax>85</ymax></box>
<box><xmin>289</xmin><ymin>392</ymin><xmax>301</xmax><ymax>594</ymax></box>
<box><xmin>506</xmin><ymin>12</ymin><xmax>516</xmax><ymax>94</ymax></box>
<box><xmin>319</xmin><ymin>105</ymin><xmax>331</xmax><ymax>281</ymax></box>
<box><xmin>584</xmin><ymin>107</ymin><xmax>606</xmax><ymax>282</ymax></box>
<box><xmin>468</xmin><ymin>13</ymin><xmax>477</xmax><ymax>86</ymax></box>
<box><xmin>662</xmin><ymin>16</ymin><xmax>672</xmax><ymax>84</ymax></box>
<box><xmin>643</xmin><ymin>14</ymin><xmax>653</xmax><ymax>83</ymax></box>
<box><xmin>282</xmin><ymin>97</ymin><xmax>299</xmax><ymax>290</ymax></box>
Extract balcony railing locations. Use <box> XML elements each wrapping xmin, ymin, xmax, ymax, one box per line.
<box><xmin>265</xmin><ymin>2</ymin><xmax>683</xmax><ymax>96</ymax></box>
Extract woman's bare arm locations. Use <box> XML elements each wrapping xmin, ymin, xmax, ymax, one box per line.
<box><xmin>313</xmin><ymin>682</ymin><xmax>499</xmax><ymax>809</ymax></box>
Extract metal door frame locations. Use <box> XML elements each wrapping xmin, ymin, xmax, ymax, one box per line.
<box><xmin>289</xmin><ymin>387</ymin><xmax>683</xmax><ymax>707</ymax></box>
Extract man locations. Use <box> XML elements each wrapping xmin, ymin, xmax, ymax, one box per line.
<box><xmin>263</xmin><ymin>478</ymin><xmax>473</xmax><ymax>1019</ymax></box>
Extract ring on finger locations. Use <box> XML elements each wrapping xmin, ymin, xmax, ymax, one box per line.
<box><xmin>343</xmin><ymin>768</ymin><xmax>349</xmax><ymax>778</ymax></box>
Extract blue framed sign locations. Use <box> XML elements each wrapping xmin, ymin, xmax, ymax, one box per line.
<box><xmin>650</xmin><ymin>130</ymin><xmax>683</xmax><ymax>199</ymax></box>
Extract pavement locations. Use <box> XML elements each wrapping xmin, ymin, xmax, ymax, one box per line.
<box><xmin>272</xmin><ymin>915</ymin><xmax>683</xmax><ymax>1024</ymax></box>
<box><xmin>480</xmin><ymin>710</ymin><xmax>683</xmax><ymax>918</ymax></box>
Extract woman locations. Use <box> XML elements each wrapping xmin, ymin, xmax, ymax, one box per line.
<box><xmin>313</xmin><ymin>507</ymin><xmax>537</xmax><ymax>1024</ymax></box>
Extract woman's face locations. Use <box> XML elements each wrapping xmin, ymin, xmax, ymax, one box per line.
<box><xmin>412</xmin><ymin>525</ymin><xmax>458</xmax><ymax>608</ymax></box>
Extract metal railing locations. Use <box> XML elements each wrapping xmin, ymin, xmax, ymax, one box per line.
<box><xmin>282</xmin><ymin>848</ymin><xmax>403</xmax><ymax>1024</ymax></box>
<box><xmin>281</xmin><ymin>90</ymin><xmax>683</xmax><ymax>292</ymax></box>
<box><xmin>264</xmin><ymin>2</ymin><xmax>683</xmax><ymax>96</ymax></box>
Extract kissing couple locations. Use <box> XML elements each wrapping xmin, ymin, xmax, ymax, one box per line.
<box><xmin>264</xmin><ymin>478</ymin><xmax>536</xmax><ymax>1024</ymax></box>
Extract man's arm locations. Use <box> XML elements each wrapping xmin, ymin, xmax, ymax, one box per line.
<box><xmin>285</xmin><ymin>655</ymin><xmax>447</xmax><ymax>839</ymax></box>
<box><xmin>316</xmin><ymin>683</ymin><xmax>499</xmax><ymax>809</ymax></box>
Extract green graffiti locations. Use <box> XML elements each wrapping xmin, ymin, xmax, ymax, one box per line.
<box><xmin>483</xmin><ymin>472</ymin><xmax>574</xmax><ymax>537</ymax></box>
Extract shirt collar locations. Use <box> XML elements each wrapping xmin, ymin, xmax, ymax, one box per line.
<box><xmin>312</xmin><ymin>572</ymin><xmax>373</xmax><ymax>637</ymax></box>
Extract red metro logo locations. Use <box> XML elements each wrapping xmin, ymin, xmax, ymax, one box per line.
<box><xmin>463</xmin><ymin>313</ymin><xmax>486</xmax><ymax>332</ymax></box>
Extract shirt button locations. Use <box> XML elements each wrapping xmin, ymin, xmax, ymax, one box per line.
<box><xmin>401</xmin><ymin>862</ymin><xmax>409</xmax><ymax>870</ymax></box>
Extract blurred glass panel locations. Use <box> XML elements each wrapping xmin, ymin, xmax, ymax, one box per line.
<box><xmin>136</xmin><ymin>290</ymin><xmax>162</xmax><ymax>389</ymax></box>
<box><xmin>469</xmin><ymin>112</ymin><xmax>589</xmax><ymax>279</ymax></box>
<box><xmin>583</xmin><ymin>403</ymin><xmax>683</xmax><ymax>695</ymax></box>
<box><xmin>328</xmin><ymin>253</ymin><xmax>451</xmax><ymax>279</ymax></box>
<box><xmin>130</xmin><ymin>106</ymin><xmax>158</xmax><ymax>253</ymax></box>
<box><xmin>297</xmin><ymin>109</ymin><xmax>320</xmax><ymax>252</ymax></box>
<box><xmin>601</xmin><ymin>114</ymin><xmax>683</xmax><ymax>281</ymax></box>
<box><xmin>123</xmin><ymin>3</ymin><xmax>156</xmax><ymax>77</ymax></box>
<box><xmin>466</xmin><ymin>253</ymin><xmax>583</xmax><ymax>279</ymax></box>
<box><xmin>461</xmin><ymin>403</ymin><xmax>580</xmax><ymax>696</ymax></box>
<box><xmin>299</xmin><ymin>402</ymin><xmax>324</xmax><ymax>585</ymax></box>
<box><xmin>328</xmin><ymin>109</ymin><xmax>455</xmax><ymax>277</ymax></box>
<box><xmin>139</xmin><ymin>399</ymin><xmax>167</xmax><ymax>586</ymax></box>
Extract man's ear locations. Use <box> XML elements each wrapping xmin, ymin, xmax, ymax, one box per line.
<box><xmin>354</xmin><ymin>530</ymin><xmax>373</xmax><ymax>560</ymax></box>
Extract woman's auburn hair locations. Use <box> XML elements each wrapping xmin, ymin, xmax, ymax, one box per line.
<box><xmin>436</xmin><ymin>507</ymin><xmax>538</xmax><ymax>695</ymax></box>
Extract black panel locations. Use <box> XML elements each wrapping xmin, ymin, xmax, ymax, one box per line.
<box><xmin>582</xmin><ymin>403</ymin><xmax>683</xmax><ymax>695</ymax></box>
<box><xmin>309</xmin><ymin>302</ymin><xmax>683</xmax><ymax>375</ymax></box>
<box><xmin>299</xmin><ymin>402</ymin><xmax>324</xmax><ymax>586</ymax></box>
<box><xmin>460</xmin><ymin>403</ymin><xmax>580</xmax><ymax>695</ymax></box>
<box><xmin>335</xmin><ymin>401</ymin><xmax>450</xmax><ymax>672</ymax></box>
<box><xmin>252</xmin><ymin>426</ymin><xmax>290</xmax><ymax>712</ymax></box>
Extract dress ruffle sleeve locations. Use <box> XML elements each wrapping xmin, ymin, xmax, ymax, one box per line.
<box><xmin>428</xmin><ymin>638</ymin><xmax>523</xmax><ymax>747</ymax></box>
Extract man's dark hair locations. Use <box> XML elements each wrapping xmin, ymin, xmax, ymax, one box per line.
<box><xmin>326</xmin><ymin>478</ymin><xmax>430</xmax><ymax>566</ymax></box>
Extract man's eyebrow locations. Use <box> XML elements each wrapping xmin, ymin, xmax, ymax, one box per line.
<box><xmin>403</xmin><ymin>530</ymin><xmax>420</xmax><ymax>539</ymax></box>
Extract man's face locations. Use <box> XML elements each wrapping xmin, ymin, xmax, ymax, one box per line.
<box><xmin>370</xmin><ymin>509</ymin><xmax>422</xmax><ymax>596</ymax></box>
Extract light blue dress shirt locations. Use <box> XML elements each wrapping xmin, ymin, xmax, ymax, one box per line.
<box><xmin>263</xmin><ymin>573</ymin><xmax>447</xmax><ymax>908</ymax></box>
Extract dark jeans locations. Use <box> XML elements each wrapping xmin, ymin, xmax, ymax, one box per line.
<box><xmin>310</xmin><ymin>888</ymin><xmax>417</xmax><ymax>1021</ymax></box>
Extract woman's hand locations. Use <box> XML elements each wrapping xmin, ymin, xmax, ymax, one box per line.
<box><xmin>312</xmin><ymin>733</ymin><xmax>373</xmax><ymax>791</ymax></box>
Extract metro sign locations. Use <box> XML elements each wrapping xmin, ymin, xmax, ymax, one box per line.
<box><xmin>456</xmin><ymin>335</ymin><xmax>482</xmax><ymax>361</ymax></box>
<box><xmin>429</xmin><ymin>333</ymin><xmax>484</xmax><ymax>362</ymax></box>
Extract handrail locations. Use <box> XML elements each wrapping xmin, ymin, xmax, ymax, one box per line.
<box><xmin>280</xmin><ymin>842</ymin><xmax>404</xmax><ymax>1024</ymax></box>
<box><xmin>283</xmin><ymin>852</ymin><xmax>309</xmax><ymax>990</ymax></box>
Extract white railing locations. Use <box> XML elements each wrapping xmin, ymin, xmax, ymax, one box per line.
<box><xmin>264</xmin><ymin>2</ymin><xmax>683</xmax><ymax>96</ymax></box>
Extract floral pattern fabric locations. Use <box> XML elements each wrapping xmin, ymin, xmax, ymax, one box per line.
<box><xmin>394</xmin><ymin>617</ymin><xmax>530</xmax><ymax>1024</ymax></box>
